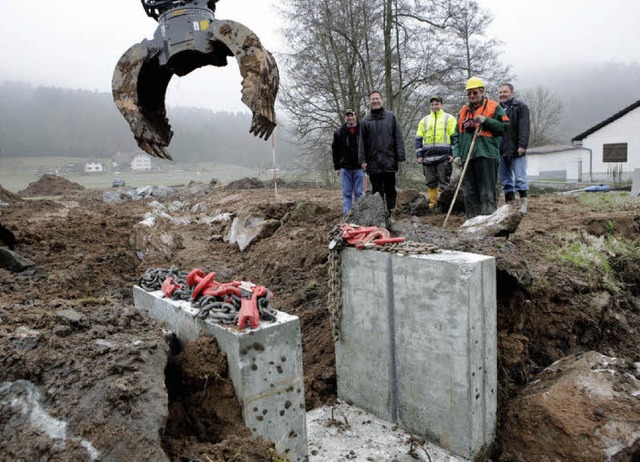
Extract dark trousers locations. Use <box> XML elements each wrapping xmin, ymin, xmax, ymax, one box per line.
<box><xmin>423</xmin><ymin>160</ymin><xmax>449</xmax><ymax>189</ymax></box>
<box><xmin>369</xmin><ymin>172</ymin><xmax>397</xmax><ymax>212</ymax></box>
<box><xmin>462</xmin><ymin>157</ymin><xmax>499</xmax><ymax>219</ymax></box>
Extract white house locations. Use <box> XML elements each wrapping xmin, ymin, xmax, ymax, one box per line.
<box><xmin>572</xmin><ymin>100</ymin><xmax>640</xmax><ymax>182</ymax></box>
<box><xmin>84</xmin><ymin>160</ymin><xmax>104</xmax><ymax>173</ymax></box>
<box><xmin>526</xmin><ymin>145</ymin><xmax>589</xmax><ymax>182</ymax></box>
<box><xmin>131</xmin><ymin>153</ymin><xmax>152</xmax><ymax>171</ymax></box>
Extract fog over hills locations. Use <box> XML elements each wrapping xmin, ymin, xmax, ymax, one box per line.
<box><xmin>1</xmin><ymin>60</ymin><xmax>639</xmax><ymax>165</ymax></box>
<box><xmin>0</xmin><ymin>81</ymin><xmax>298</xmax><ymax>168</ymax></box>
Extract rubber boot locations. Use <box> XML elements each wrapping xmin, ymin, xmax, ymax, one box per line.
<box><xmin>505</xmin><ymin>191</ymin><xmax>516</xmax><ymax>204</ymax></box>
<box><xmin>519</xmin><ymin>190</ymin><xmax>528</xmax><ymax>215</ymax></box>
<box><xmin>427</xmin><ymin>187</ymin><xmax>439</xmax><ymax>210</ymax></box>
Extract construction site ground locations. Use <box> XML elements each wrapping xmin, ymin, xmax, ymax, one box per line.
<box><xmin>1</xmin><ymin>176</ymin><xmax>640</xmax><ymax>461</ymax></box>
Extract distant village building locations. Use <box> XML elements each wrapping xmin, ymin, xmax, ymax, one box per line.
<box><xmin>526</xmin><ymin>145</ymin><xmax>588</xmax><ymax>182</ymax></box>
<box><xmin>84</xmin><ymin>160</ymin><xmax>104</xmax><ymax>173</ymax></box>
<box><xmin>131</xmin><ymin>153</ymin><xmax>152</xmax><ymax>172</ymax></box>
<box><xmin>572</xmin><ymin>99</ymin><xmax>640</xmax><ymax>182</ymax></box>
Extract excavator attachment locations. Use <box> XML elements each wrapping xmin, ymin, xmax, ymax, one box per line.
<box><xmin>112</xmin><ymin>0</ymin><xmax>279</xmax><ymax>160</ymax></box>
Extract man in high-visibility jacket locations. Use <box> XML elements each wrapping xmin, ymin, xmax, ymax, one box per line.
<box><xmin>415</xmin><ymin>96</ymin><xmax>457</xmax><ymax>209</ymax></box>
<box><xmin>452</xmin><ymin>77</ymin><xmax>509</xmax><ymax>218</ymax></box>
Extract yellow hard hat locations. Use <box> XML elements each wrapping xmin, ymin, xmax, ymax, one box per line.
<box><xmin>465</xmin><ymin>77</ymin><xmax>485</xmax><ymax>91</ymax></box>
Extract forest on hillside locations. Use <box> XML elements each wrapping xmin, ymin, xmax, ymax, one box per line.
<box><xmin>0</xmin><ymin>82</ymin><xmax>299</xmax><ymax>168</ymax></box>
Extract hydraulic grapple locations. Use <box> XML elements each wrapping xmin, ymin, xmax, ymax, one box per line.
<box><xmin>112</xmin><ymin>0</ymin><xmax>279</xmax><ymax>160</ymax></box>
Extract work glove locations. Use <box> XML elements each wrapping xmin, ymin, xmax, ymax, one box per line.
<box><xmin>453</xmin><ymin>157</ymin><xmax>462</xmax><ymax>167</ymax></box>
<box><xmin>462</xmin><ymin>118</ymin><xmax>475</xmax><ymax>131</ymax></box>
<box><xmin>474</xmin><ymin>115</ymin><xmax>486</xmax><ymax>124</ymax></box>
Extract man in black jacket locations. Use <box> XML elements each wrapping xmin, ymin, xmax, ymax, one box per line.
<box><xmin>498</xmin><ymin>83</ymin><xmax>531</xmax><ymax>214</ymax></box>
<box><xmin>358</xmin><ymin>91</ymin><xmax>405</xmax><ymax>214</ymax></box>
<box><xmin>332</xmin><ymin>109</ymin><xmax>364</xmax><ymax>215</ymax></box>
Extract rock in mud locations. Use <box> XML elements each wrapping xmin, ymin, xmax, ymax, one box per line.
<box><xmin>345</xmin><ymin>193</ymin><xmax>387</xmax><ymax>228</ymax></box>
<box><xmin>405</xmin><ymin>193</ymin><xmax>430</xmax><ymax>217</ymax></box>
<box><xmin>500</xmin><ymin>351</ymin><xmax>640</xmax><ymax>461</ymax></box>
<box><xmin>130</xmin><ymin>215</ymin><xmax>184</xmax><ymax>261</ymax></box>
<box><xmin>0</xmin><ymin>248</ymin><xmax>35</xmax><ymax>272</ymax></box>
<box><xmin>224</xmin><ymin>213</ymin><xmax>280</xmax><ymax>251</ymax></box>
<box><xmin>459</xmin><ymin>204</ymin><xmax>522</xmax><ymax>238</ymax></box>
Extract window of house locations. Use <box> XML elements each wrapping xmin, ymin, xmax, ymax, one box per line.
<box><xmin>603</xmin><ymin>143</ymin><xmax>628</xmax><ymax>162</ymax></box>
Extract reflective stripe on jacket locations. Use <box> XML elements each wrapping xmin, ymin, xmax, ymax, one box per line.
<box><xmin>414</xmin><ymin>109</ymin><xmax>457</xmax><ymax>158</ymax></box>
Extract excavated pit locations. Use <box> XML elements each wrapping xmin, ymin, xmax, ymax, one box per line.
<box><xmin>161</xmin><ymin>336</ymin><xmax>276</xmax><ymax>461</ymax></box>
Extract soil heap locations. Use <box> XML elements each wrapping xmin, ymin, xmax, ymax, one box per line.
<box><xmin>18</xmin><ymin>174</ymin><xmax>85</xmax><ymax>197</ymax></box>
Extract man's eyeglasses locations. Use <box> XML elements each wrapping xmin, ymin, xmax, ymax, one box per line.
<box><xmin>467</xmin><ymin>90</ymin><xmax>481</xmax><ymax>96</ymax></box>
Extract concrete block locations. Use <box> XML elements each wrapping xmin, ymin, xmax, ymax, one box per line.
<box><xmin>133</xmin><ymin>286</ymin><xmax>307</xmax><ymax>461</ymax></box>
<box><xmin>335</xmin><ymin>248</ymin><xmax>496</xmax><ymax>460</ymax></box>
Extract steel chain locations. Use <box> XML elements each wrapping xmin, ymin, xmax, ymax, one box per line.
<box><xmin>139</xmin><ymin>266</ymin><xmax>192</xmax><ymax>301</ymax></box>
<box><xmin>139</xmin><ymin>267</ymin><xmax>278</xmax><ymax>324</ymax></box>
<box><xmin>327</xmin><ymin>225</ymin><xmax>439</xmax><ymax>343</ymax></box>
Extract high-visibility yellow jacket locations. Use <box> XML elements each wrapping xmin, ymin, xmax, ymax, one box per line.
<box><xmin>414</xmin><ymin>109</ymin><xmax>457</xmax><ymax>158</ymax></box>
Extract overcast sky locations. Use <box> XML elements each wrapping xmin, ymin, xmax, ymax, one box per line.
<box><xmin>0</xmin><ymin>0</ymin><xmax>638</xmax><ymax>111</ymax></box>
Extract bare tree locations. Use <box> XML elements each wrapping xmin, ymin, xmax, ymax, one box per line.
<box><xmin>520</xmin><ymin>86</ymin><xmax>566</xmax><ymax>147</ymax></box>
<box><xmin>278</xmin><ymin>0</ymin><xmax>508</xmax><ymax>179</ymax></box>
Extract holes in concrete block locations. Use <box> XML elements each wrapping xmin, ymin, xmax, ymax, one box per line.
<box><xmin>257</xmin><ymin>416</ymin><xmax>264</xmax><ymax>421</ymax></box>
<box><xmin>262</xmin><ymin>409</ymin><xmax>268</xmax><ymax>415</ymax></box>
<box><xmin>280</xmin><ymin>410</ymin><xmax>285</xmax><ymax>416</ymax></box>
<box><xmin>475</xmin><ymin>394</ymin><xmax>480</xmax><ymax>400</ymax></box>
<box><xmin>284</xmin><ymin>400</ymin><xmax>292</xmax><ymax>409</ymax></box>
<box><xmin>276</xmin><ymin>365</ymin><xmax>283</xmax><ymax>374</ymax></box>
<box><xmin>250</xmin><ymin>364</ymin><xmax>258</xmax><ymax>371</ymax></box>
<box><xmin>252</xmin><ymin>342</ymin><xmax>265</xmax><ymax>352</ymax></box>
<box><xmin>240</xmin><ymin>348</ymin><xmax>248</xmax><ymax>356</ymax></box>
<box><xmin>281</xmin><ymin>356</ymin><xmax>287</xmax><ymax>362</ymax></box>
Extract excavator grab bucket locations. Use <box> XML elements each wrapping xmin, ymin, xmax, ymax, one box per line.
<box><xmin>112</xmin><ymin>0</ymin><xmax>279</xmax><ymax>160</ymax></box>
<box><xmin>112</xmin><ymin>42</ymin><xmax>174</xmax><ymax>160</ymax></box>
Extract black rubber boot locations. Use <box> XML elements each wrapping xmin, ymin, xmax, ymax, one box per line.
<box><xmin>505</xmin><ymin>191</ymin><xmax>516</xmax><ymax>204</ymax></box>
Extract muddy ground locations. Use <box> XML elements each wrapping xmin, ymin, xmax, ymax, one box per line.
<box><xmin>1</xmin><ymin>176</ymin><xmax>640</xmax><ymax>460</ymax></box>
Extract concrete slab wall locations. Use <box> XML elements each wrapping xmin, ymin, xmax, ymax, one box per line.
<box><xmin>335</xmin><ymin>248</ymin><xmax>496</xmax><ymax>460</ymax></box>
<box><xmin>133</xmin><ymin>287</ymin><xmax>308</xmax><ymax>461</ymax></box>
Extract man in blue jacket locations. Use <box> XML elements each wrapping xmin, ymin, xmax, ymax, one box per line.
<box><xmin>332</xmin><ymin>109</ymin><xmax>363</xmax><ymax>215</ymax></box>
<box><xmin>358</xmin><ymin>91</ymin><xmax>405</xmax><ymax>215</ymax></box>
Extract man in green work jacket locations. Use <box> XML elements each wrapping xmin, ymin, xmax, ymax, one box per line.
<box><xmin>452</xmin><ymin>77</ymin><xmax>509</xmax><ymax>219</ymax></box>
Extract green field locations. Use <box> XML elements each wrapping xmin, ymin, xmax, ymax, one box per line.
<box><xmin>0</xmin><ymin>156</ymin><xmax>280</xmax><ymax>192</ymax></box>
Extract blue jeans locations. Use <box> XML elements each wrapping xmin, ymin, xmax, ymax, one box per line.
<box><xmin>499</xmin><ymin>155</ymin><xmax>528</xmax><ymax>193</ymax></box>
<box><xmin>341</xmin><ymin>168</ymin><xmax>365</xmax><ymax>214</ymax></box>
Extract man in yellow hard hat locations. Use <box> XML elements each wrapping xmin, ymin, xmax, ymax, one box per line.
<box><xmin>452</xmin><ymin>77</ymin><xmax>509</xmax><ymax>218</ymax></box>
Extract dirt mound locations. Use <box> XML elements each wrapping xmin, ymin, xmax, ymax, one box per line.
<box><xmin>2</xmin><ymin>188</ymin><xmax>640</xmax><ymax>459</ymax></box>
<box><xmin>225</xmin><ymin>177</ymin><xmax>264</xmax><ymax>190</ymax></box>
<box><xmin>18</xmin><ymin>174</ymin><xmax>85</xmax><ymax>197</ymax></box>
<box><xmin>0</xmin><ymin>184</ymin><xmax>23</xmax><ymax>203</ymax></box>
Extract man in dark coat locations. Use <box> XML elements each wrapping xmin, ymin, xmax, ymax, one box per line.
<box><xmin>358</xmin><ymin>91</ymin><xmax>405</xmax><ymax>214</ymax></box>
<box><xmin>498</xmin><ymin>83</ymin><xmax>531</xmax><ymax>214</ymax></box>
<box><xmin>332</xmin><ymin>109</ymin><xmax>364</xmax><ymax>215</ymax></box>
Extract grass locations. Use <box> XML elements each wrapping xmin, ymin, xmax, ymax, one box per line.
<box><xmin>0</xmin><ymin>156</ymin><xmax>270</xmax><ymax>192</ymax></box>
<box><xmin>576</xmin><ymin>191</ymin><xmax>640</xmax><ymax>212</ymax></box>
<box><xmin>544</xmin><ymin>231</ymin><xmax>640</xmax><ymax>294</ymax></box>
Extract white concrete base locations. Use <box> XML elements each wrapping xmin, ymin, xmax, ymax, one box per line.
<box><xmin>336</xmin><ymin>248</ymin><xmax>496</xmax><ymax>460</ymax></box>
<box><xmin>133</xmin><ymin>286</ymin><xmax>308</xmax><ymax>461</ymax></box>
